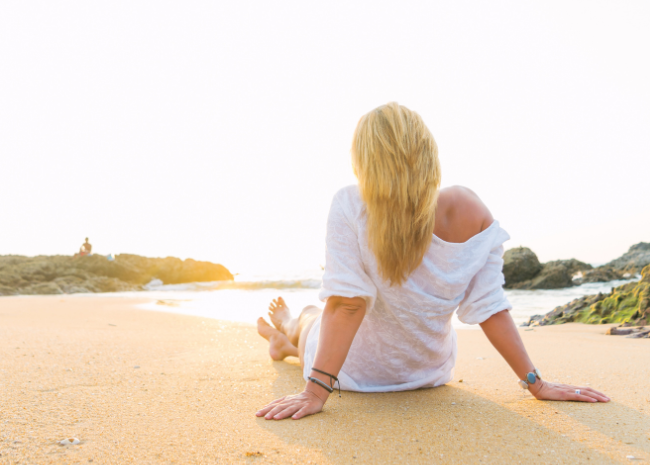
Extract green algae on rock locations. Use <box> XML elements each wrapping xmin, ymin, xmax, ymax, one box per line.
<box><xmin>526</xmin><ymin>265</ymin><xmax>650</xmax><ymax>326</ymax></box>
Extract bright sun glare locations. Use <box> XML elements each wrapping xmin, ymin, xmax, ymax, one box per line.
<box><xmin>1</xmin><ymin>1</ymin><xmax>648</xmax><ymax>274</ymax></box>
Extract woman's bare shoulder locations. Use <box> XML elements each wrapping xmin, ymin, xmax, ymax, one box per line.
<box><xmin>435</xmin><ymin>186</ymin><xmax>494</xmax><ymax>242</ymax></box>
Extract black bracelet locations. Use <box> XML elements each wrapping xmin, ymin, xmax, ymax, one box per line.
<box><xmin>309</xmin><ymin>367</ymin><xmax>341</xmax><ymax>397</ymax></box>
<box><xmin>308</xmin><ymin>376</ymin><xmax>334</xmax><ymax>393</ymax></box>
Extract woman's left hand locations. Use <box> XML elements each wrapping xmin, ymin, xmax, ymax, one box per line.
<box><xmin>531</xmin><ymin>380</ymin><xmax>610</xmax><ymax>402</ymax></box>
<box><xmin>256</xmin><ymin>390</ymin><xmax>325</xmax><ymax>420</ymax></box>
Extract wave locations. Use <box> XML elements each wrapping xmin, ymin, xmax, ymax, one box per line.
<box><xmin>143</xmin><ymin>274</ymin><xmax>641</xmax><ymax>293</ymax></box>
<box><xmin>143</xmin><ymin>278</ymin><xmax>322</xmax><ymax>292</ymax></box>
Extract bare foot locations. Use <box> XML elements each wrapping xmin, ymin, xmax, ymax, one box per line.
<box><xmin>268</xmin><ymin>297</ymin><xmax>292</xmax><ymax>334</ymax></box>
<box><xmin>257</xmin><ymin>318</ymin><xmax>298</xmax><ymax>361</ymax></box>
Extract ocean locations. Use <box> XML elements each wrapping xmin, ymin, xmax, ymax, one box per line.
<box><xmin>90</xmin><ymin>269</ymin><xmax>637</xmax><ymax>329</ymax></box>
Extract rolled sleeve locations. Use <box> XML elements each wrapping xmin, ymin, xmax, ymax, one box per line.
<box><xmin>456</xmin><ymin>244</ymin><xmax>512</xmax><ymax>325</ymax></box>
<box><xmin>318</xmin><ymin>193</ymin><xmax>377</xmax><ymax>312</ymax></box>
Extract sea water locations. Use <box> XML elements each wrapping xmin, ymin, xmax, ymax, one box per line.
<box><xmin>92</xmin><ymin>269</ymin><xmax>638</xmax><ymax>329</ymax></box>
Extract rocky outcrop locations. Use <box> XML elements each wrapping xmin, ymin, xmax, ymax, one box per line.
<box><xmin>605</xmin><ymin>242</ymin><xmax>650</xmax><ymax>272</ymax></box>
<box><xmin>525</xmin><ymin>265</ymin><xmax>650</xmax><ymax>326</ymax></box>
<box><xmin>544</xmin><ymin>259</ymin><xmax>593</xmax><ymax>276</ymax></box>
<box><xmin>577</xmin><ymin>267</ymin><xmax>628</xmax><ymax>284</ymax></box>
<box><xmin>510</xmin><ymin>262</ymin><xmax>574</xmax><ymax>290</ymax></box>
<box><xmin>502</xmin><ymin>244</ymin><xmax>641</xmax><ymax>290</ymax></box>
<box><xmin>504</xmin><ymin>248</ymin><xmax>593</xmax><ymax>290</ymax></box>
<box><xmin>503</xmin><ymin>247</ymin><xmax>542</xmax><ymax>286</ymax></box>
<box><xmin>0</xmin><ymin>254</ymin><xmax>233</xmax><ymax>296</ymax></box>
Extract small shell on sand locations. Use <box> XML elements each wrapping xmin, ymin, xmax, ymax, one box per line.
<box><xmin>59</xmin><ymin>438</ymin><xmax>81</xmax><ymax>446</ymax></box>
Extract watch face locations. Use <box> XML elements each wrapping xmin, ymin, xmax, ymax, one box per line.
<box><xmin>526</xmin><ymin>372</ymin><xmax>537</xmax><ymax>384</ymax></box>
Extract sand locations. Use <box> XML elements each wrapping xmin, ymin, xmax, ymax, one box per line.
<box><xmin>0</xmin><ymin>296</ymin><xmax>648</xmax><ymax>464</ymax></box>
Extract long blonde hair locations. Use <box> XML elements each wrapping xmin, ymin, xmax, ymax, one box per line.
<box><xmin>352</xmin><ymin>102</ymin><xmax>441</xmax><ymax>285</ymax></box>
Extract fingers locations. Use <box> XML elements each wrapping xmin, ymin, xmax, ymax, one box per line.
<box><xmin>271</xmin><ymin>404</ymin><xmax>302</xmax><ymax>420</ymax></box>
<box><xmin>535</xmin><ymin>382</ymin><xmax>610</xmax><ymax>403</ymax></box>
<box><xmin>571</xmin><ymin>386</ymin><xmax>610</xmax><ymax>402</ymax></box>
<box><xmin>585</xmin><ymin>387</ymin><xmax>609</xmax><ymax>401</ymax></box>
<box><xmin>568</xmin><ymin>392</ymin><xmax>598</xmax><ymax>403</ymax></box>
<box><xmin>256</xmin><ymin>391</ymin><xmax>323</xmax><ymax>421</ymax></box>
<box><xmin>255</xmin><ymin>396</ymin><xmax>287</xmax><ymax>416</ymax></box>
<box><xmin>263</xmin><ymin>403</ymin><xmax>289</xmax><ymax>419</ymax></box>
<box><xmin>292</xmin><ymin>406</ymin><xmax>310</xmax><ymax>420</ymax></box>
<box><xmin>556</xmin><ymin>385</ymin><xmax>609</xmax><ymax>403</ymax></box>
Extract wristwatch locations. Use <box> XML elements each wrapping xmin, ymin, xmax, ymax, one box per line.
<box><xmin>518</xmin><ymin>368</ymin><xmax>542</xmax><ymax>390</ymax></box>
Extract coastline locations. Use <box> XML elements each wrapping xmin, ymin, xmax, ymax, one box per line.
<box><xmin>3</xmin><ymin>274</ymin><xmax>637</xmax><ymax>332</ymax></box>
<box><xmin>1</xmin><ymin>296</ymin><xmax>648</xmax><ymax>464</ymax></box>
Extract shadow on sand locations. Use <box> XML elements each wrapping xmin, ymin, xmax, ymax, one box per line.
<box><xmin>253</xmin><ymin>360</ymin><xmax>644</xmax><ymax>464</ymax></box>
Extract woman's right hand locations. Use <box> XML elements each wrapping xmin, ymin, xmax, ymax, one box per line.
<box><xmin>531</xmin><ymin>379</ymin><xmax>610</xmax><ymax>403</ymax></box>
<box><xmin>256</xmin><ymin>389</ymin><xmax>326</xmax><ymax>420</ymax></box>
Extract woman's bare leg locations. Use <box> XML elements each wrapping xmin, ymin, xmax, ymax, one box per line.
<box><xmin>256</xmin><ymin>318</ymin><xmax>298</xmax><ymax>360</ymax></box>
<box><xmin>258</xmin><ymin>297</ymin><xmax>322</xmax><ymax>365</ymax></box>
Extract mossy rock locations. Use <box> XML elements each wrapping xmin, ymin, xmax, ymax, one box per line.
<box><xmin>528</xmin><ymin>265</ymin><xmax>650</xmax><ymax>326</ymax></box>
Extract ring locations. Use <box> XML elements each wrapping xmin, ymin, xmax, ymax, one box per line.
<box><xmin>575</xmin><ymin>389</ymin><xmax>581</xmax><ymax>395</ymax></box>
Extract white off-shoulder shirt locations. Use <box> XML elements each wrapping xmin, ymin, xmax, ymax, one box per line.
<box><xmin>302</xmin><ymin>185</ymin><xmax>512</xmax><ymax>392</ymax></box>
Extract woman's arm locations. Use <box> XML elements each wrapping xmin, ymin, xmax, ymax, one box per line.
<box><xmin>256</xmin><ymin>296</ymin><xmax>366</xmax><ymax>420</ymax></box>
<box><xmin>480</xmin><ymin>310</ymin><xmax>609</xmax><ymax>402</ymax></box>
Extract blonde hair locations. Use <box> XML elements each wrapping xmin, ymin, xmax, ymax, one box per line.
<box><xmin>352</xmin><ymin>102</ymin><xmax>441</xmax><ymax>285</ymax></box>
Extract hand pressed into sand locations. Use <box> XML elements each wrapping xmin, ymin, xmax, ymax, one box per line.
<box><xmin>256</xmin><ymin>383</ymin><xmax>328</xmax><ymax>420</ymax></box>
<box><xmin>480</xmin><ymin>310</ymin><xmax>610</xmax><ymax>403</ymax></box>
<box><xmin>256</xmin><ymin>295</ymin><xmax>366</xmax><ymax>420</ymax></box>
<box><xmin>529</xmin><ymin>379</ymin><xmax>610</xmax><ymax>403</ymax></box>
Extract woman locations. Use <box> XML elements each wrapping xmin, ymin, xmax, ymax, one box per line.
<box><xmin>256</xmin><ymin>103</ymin><xmax>609</xmax><ymax>421</ymax></box>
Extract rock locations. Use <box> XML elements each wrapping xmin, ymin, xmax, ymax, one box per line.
<box><xmin>20</xmin><ymin>282</ymin><xmax>64</xmax><ymax>295</ymax></box>
<box><xmin>504</xmin><ymin>244</ymin><xmax>646</xmax><ymax>290</ymax></box>
<box><xmin>527</xmin><ymin>262</ymin><xmax>573</xmax><ymax>289</ymax></box>
<box><xmin>581</xmin><ymin>267</ymin><xmax>627</xmax><ymax>283</ymax></box>
<box><xmin>503</xmin><ymin>247</ymin><xmax>542</xmax><ymax>287</ymax></box>
<box><xmin>606</xmin><ymin>327</ymin><xmax>634</xmax><ymax>335</ymax></box>
<box><xmin>503</xmin><ymin>247</ymin><xmax>594</xmax><ymax>290</ymax></box>
<box><xmin>0</xmin><ymin>254</ymin><xmax>233</xmax><ymax>296</ymax></box>
<box><xmin>605</xmin><ymin>242</ymin><xmax>650</xmax><ymax>272</ymax></box>
<box><xmin>509</xmin><ymin>259</ymin><xmax>591</xmax><ymax>290</ymax></box>
<box><xmin>527</xmin><ymin>265</ymin><xmax>650</xmax><ymax>326</ymax></box>
<box><xmin>626</xmin><ymin>330</ymin><xmax>650</xmax><ymax>338</ymax></box>
<box><xmin>0</xmin><ymin>284</ymin><xmax>17</xmax><ymax>296</ymax></box>
<box><xmin>544</xmin><ymin>259</ymin><xmax>592</xmax><ymax>275</ymax></box>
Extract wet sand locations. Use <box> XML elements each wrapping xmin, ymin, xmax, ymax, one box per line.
<box><xmin>0</xmin><ymin>295</ymin><xmax>648</xmax><ymax>464</ymax></box>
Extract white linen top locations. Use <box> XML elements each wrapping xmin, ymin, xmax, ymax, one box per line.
<box><xmin>302</xmin><ymin>185</ymin><xmax>512</xmax><ymax>392</ymax></box>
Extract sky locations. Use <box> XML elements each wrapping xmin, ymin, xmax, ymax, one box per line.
<box><xmin>1</xmin><ymin>1</ymin><xmax>649</xmax><ymax>274</ymax></box>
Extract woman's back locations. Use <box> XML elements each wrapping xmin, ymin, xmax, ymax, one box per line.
<box><xmin>258</xmin><ymin>103</ymin><xmax>610</xmax><ymax>420</ymax></box>
<box><xmin>305</xmin><ymin>185</ymin><xmax>512</xmax><ymax>392</ymax></box>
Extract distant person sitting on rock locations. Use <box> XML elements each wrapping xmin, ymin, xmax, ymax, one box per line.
<box><xmin>77</xmin><ymin>238</ymin><xmax>92</xmax><ymax>257</ymax></box>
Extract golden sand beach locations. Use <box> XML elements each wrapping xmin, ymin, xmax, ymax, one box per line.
<box><xmin>0</xmin><ymin>296</ymin><xmax>648</xmax><ymax>464</ymax></box>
